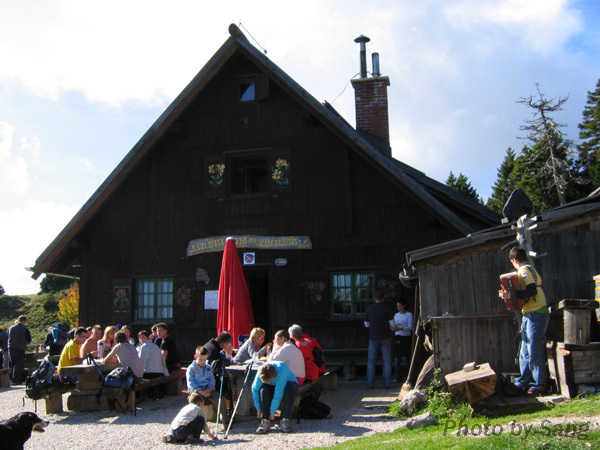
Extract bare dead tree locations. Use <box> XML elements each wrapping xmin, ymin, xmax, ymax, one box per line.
<box><xmin>518</xmin><ymin>83</ymin><xmax>571</xmax><ymax>205</ymax></box>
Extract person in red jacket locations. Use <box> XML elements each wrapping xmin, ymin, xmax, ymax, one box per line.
<box><xmin>288</xmin><ymin>324</ymin><xmax>325</xmax><ymax>382</ymax></box>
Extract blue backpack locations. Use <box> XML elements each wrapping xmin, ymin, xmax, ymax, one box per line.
<box><xmin>52</xmin><ymin>323</ymin><xmax>69</xmax><ymax>346</ymax></box>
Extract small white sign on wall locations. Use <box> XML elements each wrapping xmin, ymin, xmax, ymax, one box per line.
<box><xmin>243</xmin><ymin>252</ymin><xmax>256</xmax><ymax>265</ymax></box>
<box><xmin>204</xmin><ymin>290</ymin><xmax>219</xmax><ymax>310</ymax></box>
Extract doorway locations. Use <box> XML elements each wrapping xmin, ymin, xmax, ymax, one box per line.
<box><xmin>243</xmin><ymin>266</ymin><xmax>270</xmax><ymax>338</ymax></box>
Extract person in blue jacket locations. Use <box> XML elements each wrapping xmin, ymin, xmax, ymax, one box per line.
<box><xmin>251</xmin><ymin>360</ymin><xmax>298</xmax><ymax>434</ymax></box>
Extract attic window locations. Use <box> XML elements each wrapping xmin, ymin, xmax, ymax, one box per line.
<box><xmin>239</xmin><ymin>82</ymin><xmax>255</xmax><ymax>102</ymax></box>
<box><xmin>237</xmin><ymin>74</ymin><xmax>269</xmax><ymax>102</ymax></box>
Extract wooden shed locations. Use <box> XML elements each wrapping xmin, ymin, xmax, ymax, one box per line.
<box><xmin>31</xmin><ymin>25</ymin><xmax>498</xmax><ymax>360</ymax></box>
<box><xmin>405</xmin><ymin>192</ymin><xmax>600</xmax><ymax>376</ymax></box>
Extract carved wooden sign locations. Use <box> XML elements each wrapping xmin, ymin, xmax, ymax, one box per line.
<box><xmin>186</xmin><ymin>235</ymin><xmax>312</xmax><ymax>256</ymax></box>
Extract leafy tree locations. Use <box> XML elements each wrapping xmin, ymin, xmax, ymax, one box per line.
<box><xmin>39</xmin><ymin>274</ymin><xmax>72</xmax><ymax>294</ymax></box>
<box><xmin>487</xmin><ymin>148</ymin><xmax>518</xmax><ymax>213</ymax></box>
<box><xmin>577</xmin><ymin>78</ymin><xmax>600</xmax><ymax>192</ymax></box>
<box><xmin>0</xmin><ymin>284</ymin><xmax>4</xmax><ymax>295</ymax></box>
<box><xmin>517</xmin><ymin>84</ymin><xmax>576</xmax><ymax>206</ymax></box>
<box><xmin>58</xmin><ymin>282</ymin><xmax>79</xmax><ymax>328</ymax></box>
<box><xmin>446</xmin><ymin>171</ymin><xmax>481</xmax><ymax>202</ymax></box>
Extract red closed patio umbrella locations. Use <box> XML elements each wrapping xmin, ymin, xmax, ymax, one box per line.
<box><xmin>217</xmin><ymin>237</ymin><xmax>255</xmax><ymax>347</ymax></box>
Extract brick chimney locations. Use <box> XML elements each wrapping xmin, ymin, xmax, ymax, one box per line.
<box><xmin>351</xmin><ymin>35</ymin><xmax>391</xmax><ymax>156</ymax></box>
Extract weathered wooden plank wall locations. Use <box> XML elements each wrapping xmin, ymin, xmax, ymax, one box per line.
<box><xmin>417</xmin><ymin>214</ymin><xmax>600</xmax><ymax>375</ymax></box>
<box><xmin>432</xmin><ymin>315</ymin><xmax>519</xmax><ymax>374</ymax></box>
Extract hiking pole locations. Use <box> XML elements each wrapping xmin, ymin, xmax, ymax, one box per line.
<box><xmin>213</xmin><ymin>361</ymin><xmax>226</xmax><ymax>438</ymax></box>
<box><xmin>224</xmin><ymin>361</ymin><xmax>253</xmax><ymax>439</ymax></box>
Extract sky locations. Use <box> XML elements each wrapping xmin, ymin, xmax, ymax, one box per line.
<box><xmin>1</xmin><ymin>0</ymin><xmax>599</xmax><ymax>295</ymax></box>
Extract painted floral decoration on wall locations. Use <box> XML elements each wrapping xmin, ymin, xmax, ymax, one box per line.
<box><xmin>113</xmin><ymin>286</ymin><xmax>130</xmax><ymax>313</ymax></box>
<box><xmin>195</xmin><ymin>268</ymin><xmax>210</xmax><ymax>285</ymax></box>
<box><xmin>175</xmin><ymin>286</ymin><xmax>192</xmax><ymax>307</ymax></box>
<box><xmin>208</xmin><ymin>163</ymin><xmax>225</xmax><ymax>187</ymax></box>
<box><xmin>304</xmin><ymin>280</ymin><xmax>327</xmax><ymax>305</ymax></box>
<box><xmin>271</xmin><ymin>158</ymin><xmax>289</xmax><ymax>185</ymax></box>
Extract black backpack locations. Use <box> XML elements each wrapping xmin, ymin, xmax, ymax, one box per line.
<box><xmin>297</xmin><ymin>388</ymin><xmax>332</xmax><ymax>420</ymax></box>
<box><xmin>25</xmin><ymin>358</ymin><xmax>56</xmax><ymax>400</ymax></box>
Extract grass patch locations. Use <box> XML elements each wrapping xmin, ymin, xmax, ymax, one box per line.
<box><xmin>313</xmin><ymin>383</ymin><xmax>600</xmax><ymax>449</ymax></box>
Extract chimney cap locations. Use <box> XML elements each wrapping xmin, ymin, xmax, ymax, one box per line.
<box><xmin>354</xmin><ymin>35</ymin><xmax>371</xmax><ymax>44</ymax></box>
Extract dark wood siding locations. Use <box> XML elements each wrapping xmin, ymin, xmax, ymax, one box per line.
<box><xmin>74</xmin><ymin>51</ymin><xmax>467</xmax><ymax>359</ymax></box>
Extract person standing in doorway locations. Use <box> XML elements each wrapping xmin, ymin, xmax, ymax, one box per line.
<box><xmin>8</xmin><ymin>315</ymin><xmax>31</xmax><ymax>384</ymax></box>
<box><xmin>392</xmin><ymin>300</ymin><xmax>413</xmax><ymax>383</ymax></box>
<box><xmin>364</xmin><ymin>291</ymin><xmax>395</xmax><ymax>389</ymax></box>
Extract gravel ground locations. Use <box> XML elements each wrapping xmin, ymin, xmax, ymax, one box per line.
<box><xmin>0</xmin><ymin>380</ymin><xmax>403</xmax><ymax>449</ymax></box>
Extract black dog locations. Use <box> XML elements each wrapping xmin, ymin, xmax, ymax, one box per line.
<box><xmin>0</xmin><ymin>412</ymin><xmax>49</xmax><ymax>450</ymax></box>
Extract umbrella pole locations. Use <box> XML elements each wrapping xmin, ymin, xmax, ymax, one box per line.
<box><xmin>224</xmin><ymin>361</ymin><xmax>253</xmax><ymax>439</ymax></box>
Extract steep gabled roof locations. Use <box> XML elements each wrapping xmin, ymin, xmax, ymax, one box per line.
<box><xmin>31</xmin><ymin>24</ymin><xmax>499</xmax><ymax>279</ymax></box>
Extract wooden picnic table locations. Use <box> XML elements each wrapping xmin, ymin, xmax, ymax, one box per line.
<box><xmin>226</xmin><ymin>362</ymin><xmax>260</xmax><ymax>417</ymax></box>
<box><xmin>61</xmin><ymin>361</ymin><xmax>123</xmax><ymax>412</ymax></box>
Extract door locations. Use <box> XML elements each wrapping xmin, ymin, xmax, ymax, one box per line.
<box><xmin>243</xmin><ymin>266</ymin><xmax>270</xmax><ymax>338</ymax></box>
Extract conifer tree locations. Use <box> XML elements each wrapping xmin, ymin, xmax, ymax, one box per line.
<box><xmin>487</xmin><ymin>148</ymin><xmax>517</xmax><ymax>213</ymax></box>
<box><xmin>446</xmin><ymin>171</ymin><xmax>481</xmax><ymax>202</ymax></box>
<box><xmin>577</xmin><ymin>78</ymin><xmax>600</xmax><ymax>192</ymax></box>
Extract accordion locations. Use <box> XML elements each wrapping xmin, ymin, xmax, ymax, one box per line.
<box><xmin>500</xmin><ymin>272</ymin><xmax>525</xmax><ymax>310</ymax></box>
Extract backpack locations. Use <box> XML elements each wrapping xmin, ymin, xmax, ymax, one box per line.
<box><xmin>312</xmin><ymin>346</ymin><xmax>325</xmax><ymax>368</ymax></box>
<box><xmin>103</xmin><ymin>366</ymin><xmax>134</xmax><ymax>390</ymax></box>
<box><xmin>25</xmin><ymin>358</ymin><xmax>56</xmax><ymax>400</ymax></box>
<box><xmin>52</xmin><ymin>323</ymin><xmax>69</xmax><ymax>346</ymax></box>
<box><xmin>297</xmin><ymin>390</ymin><xmax>332</xmax><ymax>420</ymax></box>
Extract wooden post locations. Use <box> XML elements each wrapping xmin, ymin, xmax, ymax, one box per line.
<box><xmin>0</xmin><ymin>368</ymin><xmax>11</xmax><ymax>388</ymax></box>
<box><xmin>556</xmin><ymin>299</ymin><xmax>597</xmax><ymax>345</ymax></box>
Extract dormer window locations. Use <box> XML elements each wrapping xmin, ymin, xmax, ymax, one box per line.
<box><xmin>239</xmin><ymin>81</ymin><xmax>255</xmax><ymax>102</ymax></box>
<box><xmin>236</xmin><ymin>74</ymin><xmax>269</xmax><ymax>103</ymax></box>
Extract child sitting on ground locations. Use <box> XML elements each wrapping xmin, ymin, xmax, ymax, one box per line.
<box><xmin>163</xmin><ymin>392</ymin><xmax>215</xmax><ymax>444</ymax></box>
<box><xmin>187</xmin><ymin>346</ymin><xmax>229</xmax><ymax>424</ymax></box>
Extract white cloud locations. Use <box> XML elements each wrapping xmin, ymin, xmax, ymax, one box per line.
<box><xmin>443</xmin><ymin>0</ymin><xmax>582</xmax><ymax>54</ymax></box>
<box><xmin>21</xmin><ymin>136</ymin><xmax>41</xmax><ymax>159</ymax></box>
<box><xmin>76</xmin><ymin>157</ymin><xmax>92</xmax><ymax>171</ymax></box>
<box><xmin>0</xmin><ymin>122</ymin><xmax>30</xmax><ymax>198</ymax></box>
<box><xmin>0</xmin><ymin>199</ymin><xmax>78</xmax><ymax>295</ymax></box>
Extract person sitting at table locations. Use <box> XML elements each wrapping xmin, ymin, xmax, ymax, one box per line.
<box><xmin>288</xmin><ymin>324</ymin><xmax>325</xmax><ymax>382</ymax></box>
<box><xmin>137</xmin><ymin>330</ymin><xmax>168</xmax><ymax>399</ymax></box>
<box><xmin>204</xmin><ymin>332</ymin><xmax>234</xmax><ymax>416</ymax></box>
<box><xmin>43</xmin><ymin>325</ymin><xmax>65</xmax><ymax>357</ymax></box>
<box><xmin>204</xmin><ymin>331</ymin><xmax>233</xmax><ymax>363</ymax></box>
<box><xmin>252</xmin><ymin>361</ymin><xmax>298</xmax><ymax>434</ymax></box>
<box><xmin>137</xmin><ymin>330</ymin><xmax>168</xmax><ymax>377</ymax></box>
<box><xmin>57</xmin><ymin>327</ymin><xmax>88</xmax><ymax>383</ymax></box>
<box><xmin>97</xmin><ymin>325</ymin><xmax>116</xmax><ymax>359</ymax></box>
<box><xmin>268</xmin><ymin>330</ymin><xmax>305</xmax><ymax>385</ymax></box>
<box><xmin>120</xmin><ymin>325</ymin><xmax>136</xmax><ymax>345</ymax></box>
<box><xmin>156</xmin><ymin>323</ymin><xmax>180</xmax><ymax>373</ymax></box>
<box><xmin>103</xmin><ymin>331</ymin><xmax>144</xmax><ymax>378</ymax></box>
<box><xmin>80</xmin><ymin>324</ymin><xmax>102</xmax><ymax>359</ymax></box>
<box><xmin>233</xmin><ymin>327</ymin><xmax>267</xmax><ymax>364</ymax></box>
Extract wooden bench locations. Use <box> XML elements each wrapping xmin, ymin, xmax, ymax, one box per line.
<box><xmin>134</xmin><ymin>369</ymin><xmax>187</xmax><ymax>397</ymax></box>
<box><xmin>26</xmin><ymin>384</ymin><xmax>76</xmax><ymax>414</ymax></box>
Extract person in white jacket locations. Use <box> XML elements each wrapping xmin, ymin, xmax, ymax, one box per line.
<box><xmin>137</xmin><ymin>330</ymin><xmax>169</xmax><ymax>377</ymax></box>
<box><xmin>268</xmin><ymin>329</ymin><xmax>305</xmax><ymax>385</ymax></box>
